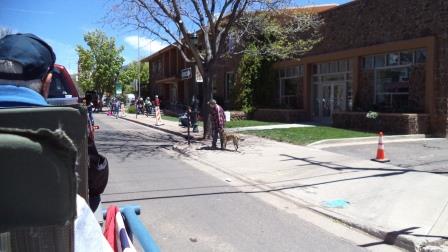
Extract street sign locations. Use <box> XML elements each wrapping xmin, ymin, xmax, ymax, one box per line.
<box><xmin>195</xmin><ymin>65</ymin><xmax>203</xmax><ymax>83</ymax></box>
<box><xmin>181</xmin><ymin>67</ymin><xmax>192</xmax><ymax>80</ymax></box>
<box><xmin>116</xmin><ymin>83</ymin><xmax>122</xmax><ymax>95</ymax></box>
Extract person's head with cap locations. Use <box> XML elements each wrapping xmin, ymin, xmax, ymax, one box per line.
<box><xmin>0</xmin><ymin>33</ymin><xmax>56</xmax><ymax>98</ymax></box>
<box><xmin>208</xmin><ymin>99</ymin><xmax>217</xmax><ymax>108</ymax></box>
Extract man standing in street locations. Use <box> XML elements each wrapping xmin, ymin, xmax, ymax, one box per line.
<box><xmin>208</xmin><ymin>99</ymin><xmax>226</xmax><ymax>149</ymax></box>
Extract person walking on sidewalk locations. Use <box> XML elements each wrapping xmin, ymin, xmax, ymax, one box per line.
<box><xmin>87</xmin><ymin>100</ymin><xmax>95</xmax><ymax>126</ymax></box>
<box><xmin>144</xmin><ymin>97</ymin><xmax>152</xmax><ymax>115</ymax></box>
<box><xmin>208</xmin><ymin>99</ymin><xmax>226</xmax><ymax>149</ymax></box>
<box><xmin>120</xmin><ymin>99</ymin><xmax>126</xmax><ymax>117</ymax></box>
<box><xmin>153</xmin><ymin>94</ymin><xmax>160</xmax><ymax>107</ymax></box>
<box><xmin>114</xmin><ymin>99</ymin><xmax>121</xmax><ymax>119</ymax></box>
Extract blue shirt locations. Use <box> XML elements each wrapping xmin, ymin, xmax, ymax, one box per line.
<box><xmin>0</xmin><ymin>85</ymin><xmax>48</xmax><ymax>107</ymax></box>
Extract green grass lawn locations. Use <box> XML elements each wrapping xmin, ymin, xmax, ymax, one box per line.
<box><xmin>161</xmin><ymin>115</ymin><xmax>179</xmax><ymax>122</ymax></box>
<box><xmin>225</xmin><ymin>120</ymin><xmax>282</xmax><ymax>128</ymax></box>
<box><xmin>162</xmin><ymin>116</ymin><xmax>279</xmax><ymax>128</ymax></box>
<box><xmin>243</xmin><ymin>126</ymin><xmax>375</xmax><ymax>145</ymax></box>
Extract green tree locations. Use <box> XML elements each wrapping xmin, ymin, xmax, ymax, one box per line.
<box><xmin>235</xmin><ymin>12</ymin><xmax>322</xmax><ymax>113</ymax></box>
<box><xmin>76</xmin><ymin>30</ymin><xmax>124</xmax><ymax>97</ymax></box>
<box><xmin>109</xmin><ymin>0</ymin><xmax>322</xmax><ymax>137</ymax></box>
<box><xmin>118</xmin><ymin>61</ymin><xmax>150</xmax><ymax>95</ymax></box>
<box><xmin>235</xmin><ymin>44</ymin><xmax>261</xmax><ymax>114</ymax></box>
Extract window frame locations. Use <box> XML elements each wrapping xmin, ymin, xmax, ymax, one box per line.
<box><xmin>373</xmin><ymin>65</ymin><xmax>412</xmax><ymax>108</ymax></box>
<box><xmin>278</xmin><ymin>66</ymin><xmax>304</xmax><ymax>108</ymax></box>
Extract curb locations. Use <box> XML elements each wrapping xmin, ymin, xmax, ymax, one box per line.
<box><xmin>117</xmin><ymin>116</ymin><xmax>446</xmax><ymax>251</ymax></box>
<box><xmin>307</xmin><ymin>134</ymin><xmax>440</xmax><ymax>149</ymax></box>
<box><xmin>171</xmin><ymin>142</ymin><xmax>445</xmax><ymax>252</ymax></box>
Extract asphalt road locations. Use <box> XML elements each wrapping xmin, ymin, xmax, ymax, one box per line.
<box><xmin>323</xmin><ymin>138</ymin><xmax>448</xmax><ymax>176</ymax></box>
<box><xmin>94</xmin><ymin>114</ymin><xmax>365</xmax><ymax>252</ymax></box>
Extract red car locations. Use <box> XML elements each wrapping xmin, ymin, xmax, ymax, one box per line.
<box><xmin>47</xmin><ymin>64</ymin><xmax>79</xmax><ymax>106</ymax></box>
<box><xmin>47</xmin><ymin>64</ymin><xmax>99</xmax><ymax>138</ymax></box>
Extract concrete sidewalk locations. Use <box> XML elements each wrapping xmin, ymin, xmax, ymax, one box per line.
<box><xmin>119</xmin><ymin>114</ymin><xmax>448</xmax><ymax>251</ymax></box>
<box><xmin>226</xmin><ymin>123</ymin><xmax>315</xmax><ymax>132</ymax></box>
<box><xmin>116</xmin><ymin>113</ymin><xmax>204</xmax><ymax>140</ymax></box>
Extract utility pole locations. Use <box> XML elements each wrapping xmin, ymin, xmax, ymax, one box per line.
<box><xmin>138</xmin><ymin>30</ymin><xmax>141</xmax><ymax>99</ymax></box>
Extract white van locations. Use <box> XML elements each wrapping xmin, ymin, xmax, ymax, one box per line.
<box><xmin>126</xmin><ymin>94</ymin><xmax>135</xmax><ymax>105</ymax></box>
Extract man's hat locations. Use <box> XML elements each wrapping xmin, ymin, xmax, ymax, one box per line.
<box><xmin>0</xmin><ymin>33</ymin><xmax>56</xmax><ymax>81</ymax></box>
<box><xmin>208</xmin><ymin>99</ymin><xmax>217</xmax><ymax>105</ymax></box>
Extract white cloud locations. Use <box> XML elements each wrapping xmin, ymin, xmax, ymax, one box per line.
<box><xmin>124</xmin><ymin>36</ymin><xmax>167</xmax><ymax>56</ymax></box>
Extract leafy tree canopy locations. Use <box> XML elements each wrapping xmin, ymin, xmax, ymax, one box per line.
<box><xmin>118</xmin><ymin>61</ymin><xmax>150</xmax><ymax>95</ymax></box>
<box><xmin>76</xmin><ymin>30</ymin><xmax>124</xmax><ymax>96</ymax></box>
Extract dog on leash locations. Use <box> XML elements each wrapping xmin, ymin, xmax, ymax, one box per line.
<box><xmin>222</xmin><ymin>130</ymin><xmax>240</xmax><ymax>151</ymax></box>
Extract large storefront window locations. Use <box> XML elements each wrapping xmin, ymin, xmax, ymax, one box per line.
<box><xmin>278</xmin><ymin>66</ymin><xmax>304</xmax><ymax>109</ymax></box>
<box><xmin>375</xmin><ymin>67</ymin><xmax>411</xmax><ymax>108</ymax></box>
<box><xmin>362</xmin><ymin>48</ymin><xmax>427</xmax><ymax>112</ymax></box>
<box><xmin>312</xmin><ymin>59</ymin><xmax>352</xmax><ymax>120</ymax></box>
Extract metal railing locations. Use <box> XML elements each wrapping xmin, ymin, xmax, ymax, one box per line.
<box><xmin>104</xmin><ymin>205</ymin><xmax>160</xmax><ymax>252</ymax></box>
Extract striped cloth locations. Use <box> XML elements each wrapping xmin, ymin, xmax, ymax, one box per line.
<box><xmin>104</xmin><ymin>205</ymin><xmax>136</xmax><ymax>252</ymax></box>
<box><xmin>103</xmin><ymin>206</ymin><xmax>118</xmax><ymax>251</ymax></box>
<box><xmin>115</xmin><ymin>211</ymin><xmax>136</xmax><ymax>252</ymax></box>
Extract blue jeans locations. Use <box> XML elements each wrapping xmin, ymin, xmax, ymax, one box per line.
<box><xmin>212</xmin><ymin>128</ymin><xmax>224</xmax><ymax>148</ymax></box>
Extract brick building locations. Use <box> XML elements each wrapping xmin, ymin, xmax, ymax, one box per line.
<box><xmin>141</xmin><ymin>45</ymin><xmax>202</xmax><ymax>112</ymax></box>
<box><xmin>272</xmin><ymin>0</ymin><xmax>448</xmax><ymax>136</ymax></box>
<box><xmin>142</xmin><ymin>0</ymin><xmax>448</xmax><ymax>136</ymax></box>
<box><xmin>141</xmin><ymin>4</ymin><xmax>336</xmax><ymax>112</ymax></box>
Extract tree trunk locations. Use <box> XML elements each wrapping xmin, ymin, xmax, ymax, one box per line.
<box><xmin>201</xmin><ymin>65</ymin><xmax>215</xmax><ymax>140</ymax></box>
<box><xmin>201</xmin><ymin>74</ymin><xmax>210</xmax><ymax>139</ymax></box>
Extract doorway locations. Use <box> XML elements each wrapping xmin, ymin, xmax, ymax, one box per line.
<box><xmin>317</xmin><ymin>82</ymin><xmax>346</xmax><ymax>122</ymax></box>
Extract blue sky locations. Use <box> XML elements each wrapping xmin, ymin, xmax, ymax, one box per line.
<box><xmin>0</xmin><ymin>0</ymin><xmax>350</xmax><ymax>74</ymax></box>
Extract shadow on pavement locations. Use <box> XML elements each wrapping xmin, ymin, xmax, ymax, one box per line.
<box><xmin>197</xmin><ymin>146</ymin><xmax>236</xmax><ymax>152</ymax></box>
<box><xmin>359</xmin><ymin>227</ymin><xmax>448</xmax><ymax>248</ymax></box>
<box><xmin>280</xmin><ymin>154</ymin><xmax>448</xmax><ymax>175</ymax></box>
<box><xmin>95</xmin><ymin>130</ymin><xmax>180</xmax><ymax>162</ymax></box>
<box><xmin>359</xmin><ymin>227</ymin><xmax>420</xmax><ymax>247</ymax></box>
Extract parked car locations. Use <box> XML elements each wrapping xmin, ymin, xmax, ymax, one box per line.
<box><xmin>126</xmin><ymin>93</ymin><xmax>136</xmax><ymax>106</ymax></box>
<box><xmin>47</xmin><ymin>64</ymin><xmax>79</xmax><ymax>106</ymax></box>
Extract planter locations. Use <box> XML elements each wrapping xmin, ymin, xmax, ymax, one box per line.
<box><xmin>333</xmin><ymin>112</ymin><xmax>430</xmax><ymax>134</ymax></box>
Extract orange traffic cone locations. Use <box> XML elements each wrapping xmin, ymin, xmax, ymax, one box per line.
<box><xmin>372</xmin><ymin>132</ymin><xmax>390</xmax><ymax>163</ymax></box>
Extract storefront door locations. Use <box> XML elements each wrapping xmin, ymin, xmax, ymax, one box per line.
<box><xmin>318</xmin><ymin>82</ymin><xmax>346</xmax><ymax>122</ymax></box>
